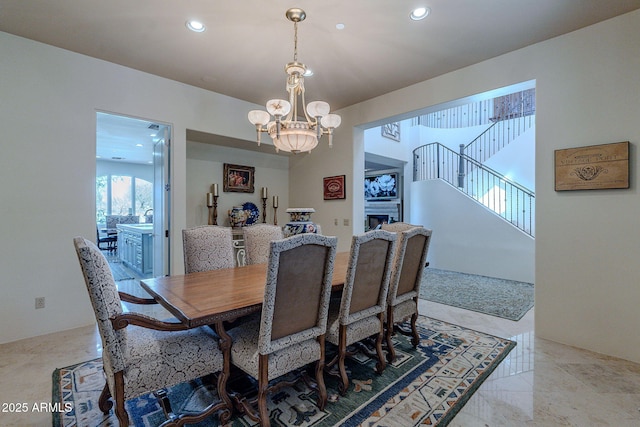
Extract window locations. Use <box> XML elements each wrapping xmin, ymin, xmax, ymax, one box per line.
<box><xmin>96</xmin><ymin>174</ymin><xmax>152</xmax><ymax>224</ymax></box>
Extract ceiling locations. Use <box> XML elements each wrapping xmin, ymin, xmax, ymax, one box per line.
<box><xmin>96</xmin><ymin>112</ymin><xmax>167</xmax><ymax>165</ymax></box>
<box><xmin>2</xmin><ymin>0</ymin><xmax>639</xmax><ymax>111</ymax></box>
<box><xmin>5</xmin><ymin>1</ymin><xmax>640</xmax><ymax>167</ymax></box>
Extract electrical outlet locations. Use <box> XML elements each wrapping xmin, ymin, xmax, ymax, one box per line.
<box><xmin>343</xmin><ymin>218</ymin><xmax>350</xmax><ymax>226</ymax></box>
<box><xmin>35</xmin><ymin>297</ymin><xmax>45</xmax><ymax>309</ymax></box>
<box><xmin>334</xmin><ymin>218</ymin><xmax>338</xmax><ymax>226</ymax></box>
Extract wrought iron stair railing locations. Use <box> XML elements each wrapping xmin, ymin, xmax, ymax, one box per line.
<box><xmin>413</xmin><ymin>143</ymin><xmax>535</xmax><ymax>237</ymax></box>
<box><xmin>463</xmin><ymin>113</ymin><xmax>535</xmax><ymax>166</ymax></box>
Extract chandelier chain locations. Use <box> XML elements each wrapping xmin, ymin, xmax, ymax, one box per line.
<box><xmin>293</xmin><ymin>21</ymin><xmax>298</xmax><ymax>62</ymax></box>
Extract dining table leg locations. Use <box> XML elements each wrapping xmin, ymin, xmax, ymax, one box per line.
<box><xmin>214</xmin><ymin>320</ymin><xmax>234</xmax><ymax>421</ymax></box>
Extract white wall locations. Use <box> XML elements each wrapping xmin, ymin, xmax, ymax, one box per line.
<box><xmin>290</xmin><ymin>11</ymin><xmax>640</xmax><ymax>363</ymax></box>
<box><xmin>0</xmin><ymin>31</ymin><xmax>263</xmax><ymax>344</ymax></box>
<box><xmin>412</xmin><ymin>179</ymin><xmax>534</xmax><ymax>283</ymax></box>
<box><xmin>186</xmin><ymin>142</ymin><xmax>289</xmax><ymax>227</ymax></box>
<box><xmin>483</xmin><ymin>123</ymin><xmax>536</xmax><ymax>190</ymax></box>
<box><xmin>96</xmin><ymin>160</ymin><xmax>154</xmax><ymax>183</ymax></box>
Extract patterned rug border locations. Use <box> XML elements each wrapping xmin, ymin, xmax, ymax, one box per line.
<box><xmin>52</xmin><ymin>316</ymin><xmax>516</xmax><ymax>427</ymax></box>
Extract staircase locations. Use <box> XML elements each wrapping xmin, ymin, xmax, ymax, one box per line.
<box><xmin>413</xmin><ymin>114</ymin><xmax>535</xmax><ymax>237</ymax></box>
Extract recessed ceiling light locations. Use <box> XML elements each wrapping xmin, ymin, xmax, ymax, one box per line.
<box><xmin>336</xmin><ymin>23</ymin><xmax>345</xmax><ymax>30</ymax></box>
<box><xmin>136</xmin><ymin>143</ymin><xmax>143</xmax><ymax>147</ymax></box>
<box><xmin>186</xmin><ymin>20</ymin><xmax>205</xmax><ymax>32</ymax></box>
<box><xmin>410</xmin><ymin>7</ymin><xmax>430</xmax><ymax>21</ymax></box>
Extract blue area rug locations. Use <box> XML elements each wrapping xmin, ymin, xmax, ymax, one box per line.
<box><xmin>52</xmin><ymin>316</ymin><xmax>515</xmax><ymax>426</ymax></box>
<box><xmin>420</xmin><ymin>268</ymin><xmax>534</xmax><ymax>321</ymax></box>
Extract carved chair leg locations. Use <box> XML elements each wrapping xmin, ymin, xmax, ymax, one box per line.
<box><xmin>98</xmin><ymin>382</ymin><xmax>113</xmax><ymax>414</ymax></box>
<box><xmin>337</xmin><ymin>327</ymin><xmax>349</xmax><ymax>396</ymax></box>
<box><xmin>113</xmin><ymin>371</ymin><xmax>130</xmax><ymax>427</ymax></box>
<box><xmin>410</xmin><ymin>312</ymin><xmax>420</xmax><ymax>348</ymax></box>
<box><xmin>385</xmin><ymin>308</ymin><xmax>396</xmax><ymax>363</ymax></box>
<box><xmin>315</xmin><ymin>337</ymin><xmax>328</xmax><ymax>411</ymax></box>
<box><xmin>374</xmin><ymin>317</ymin><xmax>387</xmax><ymax>374</ymax></box>
<box><xmin>257</xmin><ymin>354</ymin><xmax>271</xmax><ymax>427</ymax></box>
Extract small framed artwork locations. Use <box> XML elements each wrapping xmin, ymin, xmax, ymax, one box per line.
<box><xmin>381</xmin><ymin>122</ymin><xmax>400</xmax><ymax>142</ymax></box>
<box><xmin>223</xmin><ymin>163</ymin><xmax>255</xmax><ymax>193</ymax></box>
<box><xmin>323</xmin><ymin>175</ymin><xmax>346</xmax><ymax>200</ymax></box>
<box><xmin>554</xmin><ymin>141</ymin><xmax>629</xmax><ymax>191</ymax></box>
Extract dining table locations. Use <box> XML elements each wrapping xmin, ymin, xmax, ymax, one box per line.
<box><xmin>140</xmin><ymin>251</ymin><xmax>349</xmax><ymax>327</ymax></box>
<box><xmin>139</xmin><ymin>250</ymin><xmax>350</xmax><ymax>418</ymax></box>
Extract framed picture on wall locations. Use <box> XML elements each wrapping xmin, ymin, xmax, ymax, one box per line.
<box><xmin>323</xmin><ymin>175</ymin><xmax>346</xmax><ymax>200</ymax></box>
<box><xmin>554</xmin><ymin>141</ymin><xmax>629</xmax><ymax>191</ymax></box>
<box><xmin>223</xmin><ymin>163</ymin><xmax>255</xmax><ymax>193</ymax></box>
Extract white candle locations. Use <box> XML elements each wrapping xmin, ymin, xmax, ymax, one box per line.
<box><xmin>262</xmin><ymin>187</ymin><xmax>268</xmax><ymax>198</ymax></box>
<box><xmin>206</xmin><ymin>193</ymin><xmax>214</xmax><ymax>207</ymax></box>
<box><xmin>273</xmin><ymin>195</ymin><xmax>278</xmax><ymax>208</ymax></box>
<box><xmin>212</xmin><ymin>183</ymin><xmax>219</xmax><ymax>196</ymax></box>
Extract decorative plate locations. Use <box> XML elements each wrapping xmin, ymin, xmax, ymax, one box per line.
<box><xmin>243</xmin><ymin>202</ymin><xmax>260</xmax><ymax>225</ymax></box>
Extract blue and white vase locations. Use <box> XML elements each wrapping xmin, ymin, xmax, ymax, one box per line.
<box><xmin>284</xmin><ymin>208</ymin><xmax>318</xmax><ymax>237</ymax></box>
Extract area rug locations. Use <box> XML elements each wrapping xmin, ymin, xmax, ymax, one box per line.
<box><xmin>108</xmin><ymin>261</ymin><xmax>135</xmax><ymax>281</ymax></box>
<box><xmin>52</xmin><ymin>316</ymin><xmax>514</xmax><ymax>427</ymax></box>
<box><xmin>420</xmin><ymin>268</ymin><xmax>534</xmax><ymax>321</ymax></box>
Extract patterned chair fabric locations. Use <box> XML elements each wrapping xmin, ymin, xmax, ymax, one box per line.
<box><xmin>384</xmin><ymin>226</ymin><xmax>432</xmax><ymax>362</ymax></box>
<box><xmin>380</xmin><ymin>222</ymin><xmax>421</xmax><ymax>232</ymax></box>
<box><xmin>73</xmin><ymin>237</ymin><xmax>226</xmax><ymax>426</ymax></box>
<box><xmin>243</xmin><ymin>224</ymin><xmax>284</xmax><ymax>265</ymax></box>
<box><xmin>227</xmin><ymin>233</ymin><xmax>337</xmax><ymax>427</ymax></box>
<box><xmin>325</xmin><ymin>230</ymin><xmax>397</xmax><ymax>394</ymax></box>
<box><xmin>182</xmin><ymin>225</ymin><xmax>235</xmax><ymax>273</ymax></box>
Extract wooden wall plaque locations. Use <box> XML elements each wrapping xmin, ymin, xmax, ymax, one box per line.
<box><xmin>554</xmin><ymin>141</ymin><xmax>629</xmax><ymax>191</ymax></box>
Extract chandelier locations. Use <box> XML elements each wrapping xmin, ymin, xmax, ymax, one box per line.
<box><xmin>248</xmin><ymin>8</ymin><xmax>341</xmax><ymax>154</ymax></box>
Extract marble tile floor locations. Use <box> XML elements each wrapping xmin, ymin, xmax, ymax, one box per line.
<box><xmin>1</xmin><ymin>293</ymin><xmax>640</xmax><ymax>426</ymax></box>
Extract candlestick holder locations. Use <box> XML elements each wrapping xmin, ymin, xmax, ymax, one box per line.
<box><xmin>207</xmin><ymin>196</ymin><xmax>219</xmax><ymax>225</ymax></box>
<box><xmin>273</xmin><ymin>206</ymin><xmax>278</xmax><ymax>226</ymax></box>
<box><xmin>261</xmin><ymin>197</ymin><xmax>267</xmax><ymax>223</ymax></box>
<box><xmin>213</xmin><ymin>196</ymin><xmax>218</xmax><ymax>225</ymax></box>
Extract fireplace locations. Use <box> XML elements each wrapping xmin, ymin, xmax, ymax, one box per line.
<box><xmin>368</xmin><ymin>214</ymin><xmax>389</xmax><ymax>230</ymax></box>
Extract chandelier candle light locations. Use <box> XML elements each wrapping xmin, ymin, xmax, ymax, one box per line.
<box><xmin>248</xmin><ymin>8</ymin><xmax>341</xmax><ymax>154</ymax></box>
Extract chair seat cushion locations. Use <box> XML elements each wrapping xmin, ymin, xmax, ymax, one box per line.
<box><xmin>392</xmin><ymin>298</ymin><xmax>417</xmax><ymax>323</ymax></box>
<box><xmin>122</xmin><ymin>325</ymin><xmax>223</xmax><ymax>399</ymax></box>
<box><xmin>326</xmin><ymin>304</ymin><xmax>382</xmax><ymax>347</ymax></box>
<box><xmin>228</xmin><ymin>319</ymin><xmax>321</xmax><ymax>382</ymax></box>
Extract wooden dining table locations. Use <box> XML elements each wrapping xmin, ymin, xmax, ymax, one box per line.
<box><xmin>140</xmin><ymin>251</ymin><xmax>350</xmax><ymax>327</ymax></box>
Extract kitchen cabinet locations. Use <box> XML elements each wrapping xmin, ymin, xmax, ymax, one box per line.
<box><xmin>117</xmin><ymin>224</ymin><xmax>153</xmax><ymax>276</ymax></box>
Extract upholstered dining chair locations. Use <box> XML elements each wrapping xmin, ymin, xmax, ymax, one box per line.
<box><xmin>381</xmin><ymin>221</ymin><xmax>421</xmax><ymax>232</ymax></box>
<box><xmin>325</xmin><ymin>230</ymin><xmax>397</xmax><ymax>395</ymax></box>
<box><xmin>226</xmin><ymin>233</ymin><xmax>338</xmax><ymax>427</ymax></box>
<box><xmin>384</xmin><ymin>226</ymin><xmax>432</xmax><ymax>363</ymax></box>
<box><xmin>73</xmin><ymin>237</ymin><xmax>230</xmax><ymax>426</ymax></box>
<box><xmin>182</xmin><ymin>225</ymin><xmax>234</xmax><ymax>273</ymax></box>
<box><xmin>242</xmin><ymin>224</ymin><xmax>284</xmax><ymax>265</ymax></box>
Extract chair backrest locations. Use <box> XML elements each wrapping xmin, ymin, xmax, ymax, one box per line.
<box><xmin>338</xmin><ymin>230</ymin><xmax>397</xmax><ymax>325</ymax></box>
<box><xmin>258</xmin><ymin>233</ymin><xmax>337</xmax><ymax>355</ymax></box>
<box><xmin>381</xmin><ymin>222</ymin><xmax>421</xmax><ymax>232</ymax></box>
<box><xmin>106</xmin><ymin>215</ymin><xmax>140</xmax><ymax>229</ymax></box>
<box><xmin>73</xmin><ymin>237</ymin><xmax>126</xmax><ymax>373</ymax></box>
<box><xmin>387</xmin><ymin>227</ymin><xmax>432</xmax><ymax>306</ymax></box>
<box><xmin>182</xmin><ymin>226</ymin><xmax>235</xmax><ymax>273</ymax></box>
<box><xmin>243</xmin><ymin>224</ymin><xmax>284</xmax><ymax>265</ymax></box>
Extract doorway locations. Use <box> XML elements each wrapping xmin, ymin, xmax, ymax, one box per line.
<box><xmin>96</xmin><ymin>112</ymin><xmax>171</xmax><ymax>279</ymax></box>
